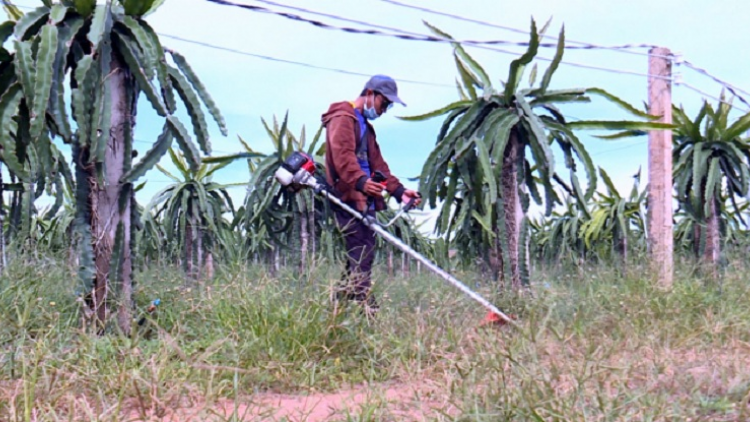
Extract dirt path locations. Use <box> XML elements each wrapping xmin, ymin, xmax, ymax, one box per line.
<box><xmin>126</xmin><ymin>381</ymin><xmax>455</xmax><ymax>422</ymax></box>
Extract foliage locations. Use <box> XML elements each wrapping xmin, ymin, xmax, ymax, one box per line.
<box><xmin>581</xmin><ymin>167</ymin><xmax>646</xmax><ymax>259</ymax></box>
<box><xmin>0</xmin><ymin>0</ymin><xmax>226</xmax><ymax>331</ymax></box>
<box><xmin>402</xmin><ymin>20</ymin><xmax>667</xmax><ymax>286</ymax></box>
<box><xmin>238</xmin><ymin>114</ymin><xmax>329</xmax><ymax>256</ymax></box>
<box><xmin>672</xmin><ymin>98</ymin><xmax>750</xmax><ymax>264</ymax></box>
<box><xmin>674</xmin><ymin>193</ymin><xmax>750</xmax><ymax>256</ymax></box>
<box><xmin>144</xmin><ymin>148</ymin><xmax>241</xmax><ymax>274</ymax></box>
<box><xmin>673</xmin><ymin>99</ymin><xmax>750</xmax><ymax>226</ymax></box>
<box><xmin>531</xmin><ymin>195</ymin><xmax>590</xmax><ymax>263</ymax></box>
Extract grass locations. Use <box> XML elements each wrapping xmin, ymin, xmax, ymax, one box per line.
<box><xmin>1</xmin><ymin>254</ymin><xmax>750</xmax><ymax>421</ymax></box>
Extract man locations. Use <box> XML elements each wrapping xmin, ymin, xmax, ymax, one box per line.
<box><xmin>321</xmin><ymin>75</ymin><xmax>421</xmax><ymax>315</ymax></box>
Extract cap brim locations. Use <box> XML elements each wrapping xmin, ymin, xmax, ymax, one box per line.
<box><xmin>384</xmin><ymin>93</ymin><xmax>406</xmax><ymax>107</ymax></box>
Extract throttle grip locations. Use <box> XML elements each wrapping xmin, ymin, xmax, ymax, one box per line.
<box><xmin>403</xmin><ymin>192</ymin><xmax>422</xmax><ymax>212</ymax></box>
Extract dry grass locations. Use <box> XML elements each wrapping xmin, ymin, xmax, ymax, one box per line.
<box><xmin>1</xmin><ymin>256</ymin><xmax>749</xmax><ymax>421</ymax></box>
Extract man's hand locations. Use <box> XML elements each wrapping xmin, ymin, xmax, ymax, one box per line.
<box><xmin>401</xmin><ymin>189</ymin><xmax>422</xmax><ymax>206</ymax></box>
<box><xmin>363</xmin><ymin>179</ymin><xmax>386</xmax><ymax>196</ymax></box>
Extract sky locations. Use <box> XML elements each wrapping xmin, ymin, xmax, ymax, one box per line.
<box><xmin>3</xmin><ymin>0</ymin><xmax>750</xmax><ymax>228</ymax></box>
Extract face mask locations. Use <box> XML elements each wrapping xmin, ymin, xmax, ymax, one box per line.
<box><xmin>363</xmin><ymin>94</ymin><xmax>380</xmax><ymax>120</ymax></box>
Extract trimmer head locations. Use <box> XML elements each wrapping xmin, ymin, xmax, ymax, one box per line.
<box><xmin>478</xmin><ymin>311</ymin><xmax>517</xmax><ymax>328</ymax></box>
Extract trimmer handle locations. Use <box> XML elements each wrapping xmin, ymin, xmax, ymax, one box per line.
<box><xmin>403</xmin><ymin>192</ymin><xmax>422</xmax><ymax>212</ymax></box>
<box><xmin>371</xmin><ymin>170</ymin><xmax>387</xmax><ymax>186</ymax></box>
<box><xmin>365</xmin><ymin>171</ymin><xmax>388</xmax><ymax>212</ymax></box>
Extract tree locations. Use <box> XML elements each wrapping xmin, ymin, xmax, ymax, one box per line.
<box><xmin>237</xmin><ymin>114</ymin><xmax>329</xmax><ymax>269</ymax></box>
<box><xmin>0</xmin><ymin>0</ymin><xmax>226</xmax><ymax>333</ymax></box>
<box><xmin>145</xmin><ymin>148</ymin><xmax>240</xmax><ymax>280</ymax></box>
<box><xmin>581</xmin><ymin>168</ymin><xmax>647</xmax><ymax>265</ymax></box>
<box><xmin>672</xmin><ymin>98</ymin><xmax>750</xmax><ymax>273</ymax></box>
<box><xmin>404</xmin><ymin>21</ymin><xmax>668</xmax><ymax>288</ymax></box>
<box><xmin>36</xmin><ymin>179</ymin><xmax>75</xmax><ymax>252</ymax></box>
<box><xmin>673</xmin><ymin>194</ymin><xmax>749</xmax><ymax>260</ymax></box>
<box><xmin>0</xmin><ymin>5</ymin><xmax>73</xmax><ymax>255</ymax></box>
<box><xmin>530</xmin><ymin>195</ymin><xmax>590</xmax><ymax>265</ymax></box>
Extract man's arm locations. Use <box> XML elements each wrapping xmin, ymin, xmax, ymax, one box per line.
<box><xmin>369</xmin><ymin>141</ymin><xmax>406</xmax><ymax>202</ymax></box>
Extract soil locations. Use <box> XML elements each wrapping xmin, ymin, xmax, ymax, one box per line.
<box><xmin>124</xmin><ymin>380</ymin><xmax>455</xmax><ymax>422</ymax></box>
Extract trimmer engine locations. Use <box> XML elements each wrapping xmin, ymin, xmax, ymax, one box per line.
<box><xmin>274</xmin><ymin>151</ymin><xmax>318</xmax><ymax>191</ymax></box>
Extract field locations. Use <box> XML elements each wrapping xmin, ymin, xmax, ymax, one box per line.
<box><xmin>1</xmin><ymin>255</ymin><xmax>750</xmax><ymax>421</ymax></box>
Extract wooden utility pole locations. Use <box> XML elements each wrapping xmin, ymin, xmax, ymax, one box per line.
<box><xmin>647</xmin><ymin>47</ymin><xmax>673</xmax><ymax>288</ymax></box>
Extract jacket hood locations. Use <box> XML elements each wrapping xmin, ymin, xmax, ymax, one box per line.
<box><xmin>321</xmin><ymin>101</ymin><xmax>357</xmax><ymax>125</ymax></box>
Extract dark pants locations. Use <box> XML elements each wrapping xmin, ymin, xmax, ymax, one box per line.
<box><xmin>335</xmin><ymin>206</ymin><xmax>377</xmax><ymax>303</ymax></box>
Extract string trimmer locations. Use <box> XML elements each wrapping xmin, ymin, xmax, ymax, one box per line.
<box><xmin>274</xmin><ymin>152</ymin><xmax>517</xmax><ymax>328</ymax></box>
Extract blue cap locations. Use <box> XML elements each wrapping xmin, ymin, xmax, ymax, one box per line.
<box><xmin>364</xmin><ymin>75</ymin><xmax>406</xmax><ymax>107</ymax></box>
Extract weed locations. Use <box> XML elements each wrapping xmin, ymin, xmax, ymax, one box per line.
<box><xmin>1</xmin><ymin>256</ymin><xmax>749</xmax><ymax>420</ymax></box>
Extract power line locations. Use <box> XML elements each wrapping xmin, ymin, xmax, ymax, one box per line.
<box><xmin>378</xmin><ymin>0</ymin><xmax>663</xmax><ymax>58</ymax></box>
<box><xmin>591</xmin><ymin>139</ymin><xmax>647</xmax><ymax>157</ymax></box>
<box><xmin>205</xmin><ymin>0</ymin><xmax>672</xmax><ymax>82</ymax></box>
<box><xmin>160</xmin><ymin>33</ymin><xmax>453</xmax><ymax>88</ymax></box>
<box><xmin>141</xmin><ymin>179</ymin><xmax>248</xmax><ymax>187</ymax></box>
<box><xmin>132</xmin><ymin>138</ymin><xmax>237</xmax><ymax>155</ymax></box>
<box><xmin>676</xmin><ymin>80</ymin><xmax>750</xmax><ymax>114</ymax></box>
<box><xmin>7</xmin><ymin>0</ymin><xmax>662</xmax><ymax>60</ymax></box>
<box><xmin>204</xmin><ymin>0</ymin><xmax>519</xmax><ymax>50</ymax></box>
<box><xmin>5</xmin><ymin>3</ymin><xmax>674</xmax><ymax>122</ymax></box>
<box><xmin>164</xmin><ymin>31</ymin><xmax>584</xmax><ymax>124</ymax></box>
<box><xmin>263</xmin><ymin>0</ymin><xmax>750</xmax><ymax>97</ymax></box>
<box><xmin>678</xmin><ymin>59</ymin><xmax>750</xmax><ymax>109</ymax></box>
<box><xmin>244</xmin><ymin>0</ymin><xmax>670</xmax><ymax>79</ymax></box>
<box><xmin>14</xmin><ymin>0</ymin><xmax>750</xmax><ymax>107</ymax></box>
<box><xmin>681</xmin><ymin>60</ymin><xmax>750</xmax><ymax>98</ymax></box>
<box><xmin>10</xmin><ymin>0</ymin><xmax>674</xmax><ymax>83</ymax></box>
<box><xmin>12</xmin><ymin>1</ymin><xmax>750</xmax><ymax>120</ymax></box>
<box><xmin>254</xmin><ymin>0</ymin><xmax>653</xmax><ymax>54</ymax></box>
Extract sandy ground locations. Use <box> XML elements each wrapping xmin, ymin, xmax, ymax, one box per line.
<box><xmin>122</xmin><ymin>380</ymin><xmax>455</xmax><ymax>422</ymax></box>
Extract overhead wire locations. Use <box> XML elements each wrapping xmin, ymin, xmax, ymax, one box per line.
<box><xmin>677</xmin><ymin>59</ymin><xmax>750</xmax><ymax>109</ymax></box>
<box><xmin>159</xmin><ymin>33</ymin><xmax>453</xmax><ymax>88</ymax></box>
<box><xmin>377</xmin><ymin>0</ymin><xmax>663</xmax><ymax>57</ymax></box>
<box><xmin>133</xmin><ymin>138</ymin><xmax>238</xmax><ymax>155</ymax></box>
<box><xmin>8</xmin><ymin>1</ymin><xmax>750</xmax><ymax>127</ymax></box>
<box><xmin>373</xmin><ymin>0</ymin><xmax>750</xmax><ymax>106</ymax></box>
<box><xmin>680</xmin><ymin>60</ymin><xmax>750</xmax><ymax>98</ymax></box>
<box><xmin>676</xmin><ymin>80</ymin><xmax>750</xmax><ymax>114</ymax></box>
<box><xmin>253</xmin><ymin>0</ymin><xmax>750</xmax><ymax>110</ymax></box>
<box><xmin>253</xmin><ymin>0</ymin><xmax>655</xmax><ymax>54</ymax></box>
<box><xmin>379</xmin><ymin>0</ymin><xmax>750</xmax><ymax>104</ymax></box>
<box><xmin>591</xmin><ymin>140</ymin><xmax>647</xmax><ymax>157</ymax></box>
<box><xmin>6</xmin><ymin>0</ymin><xmax>455</xmax><ymax>88</ymax></box>
<box><xmin>10</xmin><ymin>0</ymin><xmax>750</xmax><ymax>104</ymax></box>
<box><xmin>205</xmin><ymin>0</ymin><xmax>673</xmax><ymax>81</ymax></box>
<box><xmin>204</xmin><ymin>0</ymin><xmax>523</xmax><ymax>52</ymax></box>
<box><xmin>8</xmin><ymin>0</ymin><xmax>673</xmax><ymax>83</ymax></box>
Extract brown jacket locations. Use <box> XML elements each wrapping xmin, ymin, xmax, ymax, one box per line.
<box><xmin>322</xmin><ymin>101</ymin><xmax>405</xmax><ymax>212</ymax></box>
